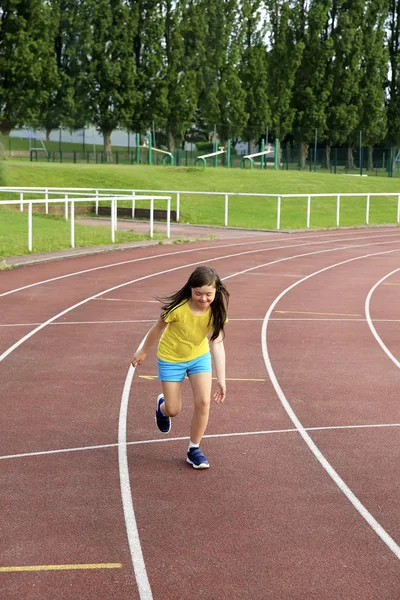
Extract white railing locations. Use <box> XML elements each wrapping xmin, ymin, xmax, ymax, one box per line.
<box><xmin>0</xmin><ymin>189</ymin><xmax>171</xmax><ymax>252</ymax></box>
<box><xmin>1</xmin><ymin>187</ymin><xmax>400</xmax><ymax>237</ymax></box>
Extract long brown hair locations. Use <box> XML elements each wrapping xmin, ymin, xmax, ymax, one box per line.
<box><xmin>158</xmin><ymin>266</ymin><xmax>229</xmax><ymax>341</ymax></box>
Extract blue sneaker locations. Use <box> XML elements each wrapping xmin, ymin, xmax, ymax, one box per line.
<box><xmin>155</xmin><ymin>394</ymin><xmax>171</xmax><ymax>434</ymax></box>
<box><xmin>186</xmin><ymin>447</ymin><xmax>209</xmax><ymax>469</ymax></box>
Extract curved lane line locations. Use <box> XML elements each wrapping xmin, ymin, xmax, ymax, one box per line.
<box><xmin>261</xmin><ymin>256</ymin><xmax>400</xmax><ymax>560</ymax></box>
<box><xmin>1</xmin><ymin>230</ymin><xmax>399</xmax><ymax>298</ymax></box>
<box><xmin>365</xmin><ymin>268</ymin><xmax>400</xmax><ymax>369</ymax></box>
<box><xmin>3</xmin><ymin>239</ymin><xmax>397</xmax><ymax>365</ymax></box>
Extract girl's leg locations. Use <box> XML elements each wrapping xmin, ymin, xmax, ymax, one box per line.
<box><xmin>188</xmin><ymin>372</ymin><xmax>212</xmax><ymax>444</ymax></box>
<box><xmin>161</xmin><ymin>380</ymin><xmax>182</xmax><ymax>417</ymax></box>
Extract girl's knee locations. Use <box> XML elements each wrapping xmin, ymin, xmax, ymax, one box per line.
<box><xmin>194</xmin><ymin>396</ymin><xmax>211</xmax><ymax>413</ymax></box>
<box><xmin>165</xmin><ymin>405</ymin><xmax>181</xmax><ymax>418</ymax></box>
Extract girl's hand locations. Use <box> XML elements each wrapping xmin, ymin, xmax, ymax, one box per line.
<box><xmin>131</xmin><ymin>350</ymin><xmax>147</xmax><ymax>367</ymax></box>
<box><xmin>213</xmin><ymin>381</ymin><xmax>226</xmax><ymax>404</ymax></box>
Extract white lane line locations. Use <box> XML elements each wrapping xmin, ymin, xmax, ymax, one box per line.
<box><xmin>366</xmin><ymin>268</ymin><xmax>400</xmax><ymax>369</ymax></box>
<box><xmin>8</xmin><ymin>317</ymin><xmax>400</xmax><ymax>328</ymax></box>
<box><xmin>1</xmin><ymin>230</ymin><xmax>399</xmax><ymax>298</ymax></box>
<box><xmin>119</xmin><ymin>359</ymin><xmax>153</xmax><ymax>600</ymax></box>
<box><xmin>261</xmin><ymin>258</ymin><xmax>400</xmax><ymax>560</ymax></box>
<box><xmin>2</xmin><ymin>422</ymin><xmax>399</xmax><ymax>462</ymax></box>
<box><xmin>3</xmin><ymin>239</ymin><xmax>399</xmax><ymax>365</ymax></box>
<box><xmin>93</xmin><ymin>298</ymin><xmax>159</xmax><ymax>303</ymax></box>
<box><xmin>0</xmin><ymin>235</ymin><xmax>321</xmax><ymax>298</ymax></box>
<box><xmin>0</xmin><ymin>320</ymin><xmax>157</xmax><ymax>327</ymax></box>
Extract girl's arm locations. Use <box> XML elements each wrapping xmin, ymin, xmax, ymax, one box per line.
<box><xmin>131</xmin><ymin>318</ymin><xmax>167</xmax><ymax>366</ymax></box>
<box><xmin>210</xmin><ymin>332</ymin><xmax>226</xmax><ymax>403</ymax></box>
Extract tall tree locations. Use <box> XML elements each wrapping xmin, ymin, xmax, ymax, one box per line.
<box><xmin>198</xmin><ymin>0</ymin><xmax>248</xmax><ymax>145</ymax></box>
<box><xmin>265</xmin><ymin>0</ymin><xmax>304</xmax><ymax>149</ymax></box>
<box><xmin>82</xmin><ymin>0</ymin><xmax>138</xmax><ymax>157</ymax></box>
<box><xmin>291</xmin><ymin>0</ymin><xmax>333</xmax><ymax>167</ymax></box>
<box><xmin>358</xmin><ymin>0</ymin><xmax>388</xmax><ymax>169</ymax></box>
<box><xmin>325</xmin><ymin>0</ymin><xmax>365</xmax><ymax>169</ymax></box>
<box><xmin>130</xmin><ymin>0</ymin><xmax>166</xmax><ymax>138</ymax></box>
<box><xmin>239</xmin><ymin>0</ymin><xmax>270</xmax><ymax>153</ymax></box>
<box><xmin>0</xmin><ymin>0</ymin><xmax>57</xmax><ymax>134</ymax></box>
<box><xmin>161</xmin><ymin>0</ymin><xmax>202</xmax><ymax>150</ymax></box>
<box><xmin>387</xmin><ymin>0</ymin><xmax>400</xmax><ymax>146</ymax></box>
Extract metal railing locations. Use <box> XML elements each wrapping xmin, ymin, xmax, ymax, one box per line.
<box><xmin>0</xmin><ymin>188</ymin><xmax>171</xmax><ymax>251</ymax></box>
<box><xmin>2</xmin><ymin>187</ymin><xmax>400</xmax><ymax>242</ymax></box>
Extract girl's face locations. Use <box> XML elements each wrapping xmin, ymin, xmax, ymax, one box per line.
<box><xmin>191</xmin><ymin>283</ymin><xmax>216</xmax><ymax>310</ymax></box>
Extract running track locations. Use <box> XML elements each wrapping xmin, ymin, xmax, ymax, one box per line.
<box><xmin>1</xmin><ymin>227</ymin><xmax>399</xmax><ymax>599</ymax></box>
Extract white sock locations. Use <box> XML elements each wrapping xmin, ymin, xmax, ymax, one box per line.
<box><xmin>188</xmin><ymin>440</ymin><xmax>199</xmax><ymax>451</ymax></box>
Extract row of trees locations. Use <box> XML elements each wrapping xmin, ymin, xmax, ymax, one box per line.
<box><xmin>1</xmin><ymin>0</ymin><xmax>399</xmax><ymax>167</ymax></box>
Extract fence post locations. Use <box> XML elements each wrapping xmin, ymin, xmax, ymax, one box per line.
<box><xmin>95</xmin><ymin>189</ymin><xmax>99</xmax><ymax>215</ymax></box>
<box><xmin>149</xmin><ymin>198</ymin><xmax>154</xmax><ymax>238</ymax></box>
<box><xmin>366</xmin><ymin>194</ymin><xmax>370</xmax><ymax>225</ymax></box>
<box><xmin>176</xmin><ymin>193</ymin><xmax>180</xmax><ymax>222</ymax></box>
<box><xmin>65</xmin><ymin>194</ymin><xmax>69</xmax><ymax>221</ymax></box>
<box><xmin>307</xmin><ymin>195</ymin><xmax>311</xmax><ymax>228</ymax></box>
<box><xmin>28</xmin><ymin>202</ymin><xmax>33</xmax><ymax>251</ymax></box>
<box><xmin>131</xmin><ymin>191</ymin><xmax>135</xmax><ymax>219</ymax></box>
<box><xmin>336</xmin><ymin>195</ymin><xmax>340</xmax><ymax>227</ymax></box>
<box><xmin>167</xmin><ymin>198</ymin><xmax>171</xmax><ymax>239</ymax></box>
<box><xmin>45</xmin><ymin>188</ymin><xmax>49</xmax><ymax>214</ymax></box>
<box><xmin>20</xmin><ymin>192</ymin><xmax>23</xmax><ymax>212</ymax></box>
<box><xmin>111</xmin><ymin>199</ymin><xmax>115</xmax><ymax>243</ymax></box>
<box><xmin>277</xmin><ymin>196</ymin><xmax>281</xmax><ymax>229</ymax></box>
<box><xmin>224</xmin><ymin>194</ymin><xmax>229</xmax><ymax>226</ymax></box>
<box><xmin>70</xmin><ymin>200</ymin><xmax>75</xmax><ymax>248</ymax></box>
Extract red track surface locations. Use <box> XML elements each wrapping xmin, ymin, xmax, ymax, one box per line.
<box><xmin>1</xmin><ymin>228</ymin><xmax>400</xmax><ymax>599</ymax></box>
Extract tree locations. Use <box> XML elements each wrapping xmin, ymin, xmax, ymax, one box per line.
<box><xmin>162</xmin><ymin>0</ymin><xmax>203</xmax><ymax>150</ymax></box>
<box><xmin>198</xmin><ymin>0</ymin><xmax>248</xmax><ymax>146</ymax></box>
<box><xmin>36</xmin><ymin>0</ymin><xmax>93</xmax><ymax>139</ymax></box>
<box><xmin>0</xmin><ymin>0</ymin><xmax>58</xmax><ymax>134</ymax></box>
<box><xmin>325</xmin><ymin>0</ymin><xmax>365</xmax><ymax>169</ymax></box>
<box><xmin>82</xmin><ymin>0</ymin><xmax>138</xmax><ymax>158</ymax></box>
<box><xmin>130</xmin><ymin>0</ymin><xmax>166</xmax><ymax>138</ymax></box>
<box><xmin>291</xmin><ymin>0</ymin><xmax>333</xmax><ymax>168</ymax></box>
<box><xmin>358</xmin><ymin>0</ymin><xmax>388</xmax><ymax>170</ymax></box>
<box><xmin>386</xmin><ymin>0</ymin><xmax>400</xmax><ymax>146</ymax></box>
<box><xmin>265</xmin><ymin>0</ymin><xmax>304</xmax><ymax>151</ymax></box>
<box><xmin>239</xmin><ymin>0</ymin><xmax>270</xmax><ymax>153</ymax></box>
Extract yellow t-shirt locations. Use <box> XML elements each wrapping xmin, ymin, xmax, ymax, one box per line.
<box><xmin>157</xmin><ymin>301</ymin><xmax>213</xmax><ymax>362</ymax></box>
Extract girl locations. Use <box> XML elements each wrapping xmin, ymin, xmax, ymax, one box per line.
<box><xmin>131</xmin><ymin>266</ymin><xmax>229</xmax><ymax>469</ymax></box>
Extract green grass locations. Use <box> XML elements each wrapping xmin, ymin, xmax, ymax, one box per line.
<box><xmin>1</xmin><ymin>161</ymin><xmax>399</xmax><ymax>258</ymax></box>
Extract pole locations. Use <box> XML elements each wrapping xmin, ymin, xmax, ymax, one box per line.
<box><xmin>148</xmin><ymin>133</ymin><xmax>152</xmax><ymax>165</ymax></box>
<box><xmin>314</xmin><ymin>129</ymin><xmax>317</xmax><ymax>172</ymax></box>
<box><xmin>359</xmin><ymin>131</ymin><xmax>362</xmax><ymax>176</ymax></box>
<box><xmin>274</xmin><ymin>139</ymin><xmax>279</xmax><ymax>169</ymax></box>
<box><xmin>136</xmin><ymin>133</ymin><xmax>140</xmax><ymax>164</ymax></box>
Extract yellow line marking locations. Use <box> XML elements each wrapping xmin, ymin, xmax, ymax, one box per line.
<box><xmin>139</xmin><ymin>376</ymin><xmax>265</xmax><ymax>382</ymax></box>
<box><xmin>0</xmin><ymin>563</ymin><xmax>122</xmax><ymax>573</ymax></box>
<box><xmin>275</xmin><ymin>310</ymin><xmax>362</xmax><ymax>317</ymax></box>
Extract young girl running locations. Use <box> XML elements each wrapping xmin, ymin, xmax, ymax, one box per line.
<box><xmin>131</xmin><ymin>265</ymin><xmax>229</xmax><ymax>469</ymax></box>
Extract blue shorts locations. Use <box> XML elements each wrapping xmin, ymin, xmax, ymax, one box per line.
<box><xmin>158</xmin><ymin>352</ymin><xmax>212</xmax><ymax>382</ymax></box>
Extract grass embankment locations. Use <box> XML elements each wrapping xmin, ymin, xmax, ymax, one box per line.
<box><xmin>1</xmin><ymin>160</ymin><xmax>399</xmax><ymax>259</ymax></box>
